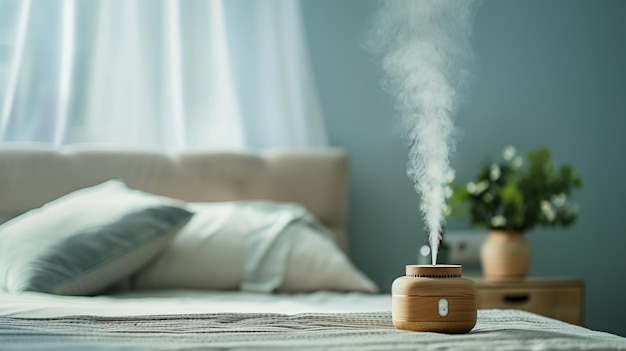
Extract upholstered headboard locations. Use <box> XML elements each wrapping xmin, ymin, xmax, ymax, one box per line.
<box><xmin>0</xmin><ymin>145</ymin><xmax>349</xmax><ymax>251</ymax></box>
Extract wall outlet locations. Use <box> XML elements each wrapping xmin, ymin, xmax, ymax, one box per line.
<box><xmin>444</xmin><ymin>230</ymin><xmax>486</xmax><ymax>266</ymax></box>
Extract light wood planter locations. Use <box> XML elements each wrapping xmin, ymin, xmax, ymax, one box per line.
<box><xmin>481</xmin><ymin>230</ymin><xmax>531</xmax><ymax>280</ymax></box>
<box><xmin>392</xmin><ymin>265</ymin><xmax>477</xmax><ymax>334</ymax></box>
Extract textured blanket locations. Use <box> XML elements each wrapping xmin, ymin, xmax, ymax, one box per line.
<box><xmin>1</xmin><ymin>310</ymin><xmax>624</xmax><ymax>350</ymax></box>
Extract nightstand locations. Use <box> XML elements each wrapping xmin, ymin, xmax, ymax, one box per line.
<box><xmin>473</xmin><ymin>278</ymin><xmax>584</xmax><ymax>325</ymax></box>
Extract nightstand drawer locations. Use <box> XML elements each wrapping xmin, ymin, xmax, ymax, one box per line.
<box><xmin>477</xmin><ymin>286</ymin><xmax>584</xmax><ymax>325</ymax></box>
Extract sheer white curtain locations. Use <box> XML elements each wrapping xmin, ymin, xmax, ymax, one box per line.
<box><xmin>0</xmin><ymin>0</ymin><xmax>328</xmax><ymax>150</ymax></box>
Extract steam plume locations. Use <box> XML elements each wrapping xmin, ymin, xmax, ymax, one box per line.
<box><xmin>364</xmin><ymin>0</ymin><xmax>482</xmax><ymax>264</ymax></box>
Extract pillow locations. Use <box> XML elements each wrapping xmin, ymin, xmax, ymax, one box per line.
<box><xmin>0</xmin><ymin>180</ymin><xmax>194</xmax><ymax>295</ymax></box>
<box><xmin>132</xmin><ymin>201</ymin><xmax>378</xmax><ymax>294</ymax></box>
<box><xmin>133</xmin><ymin>202</ymin><xmax>247</xmax><ymax>291</ymax></box>
<box><xmin>277</xmin><ymin>222</ymin><xmax>377</xmax><ymax>293</ymax></box>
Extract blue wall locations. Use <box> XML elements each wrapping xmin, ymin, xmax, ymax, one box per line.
<box><xmin>302</xmin><ymin>0</ymin><xmax>626</xmax><ymax>336</ymax></box>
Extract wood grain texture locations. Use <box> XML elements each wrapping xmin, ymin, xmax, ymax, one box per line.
<box><xmin>405</xmin><ymin>265</ymin><xmax>462</xmax><ymax>277</ymax></box>
<box><xmin>392</xmin><ymin>295</ymin><xmax>477</xmax><ymax>321</ymax></box>
<box><xmin>475</xmin><ymin>278</ymin><xmax>584</xmax><ymax>326</ymax></box>
<box><xmin>392</xmin><ymin>266</ymin><xmax>477</xmax><ymax>334</ymax></box>
<box><xmin>392</xmin><ymin>319</ymin><xmax>477</xmax><ymax>334</ymax></box>
<box><xmin>392</xmin><ymin>276</ymin><xmax>477</xmax><ymax>297</ymax></box>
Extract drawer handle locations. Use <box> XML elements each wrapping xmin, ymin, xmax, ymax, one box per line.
<box><xmin>503</xmin><ymin>294</ymin><xmax>530</xmax><ymax>304</ymax></box>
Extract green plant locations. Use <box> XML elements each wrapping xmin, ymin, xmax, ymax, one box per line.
<box><xmin>448</xmin><ymin>146</ymin><xmax>582</xmax><ymax>232</ymax></box>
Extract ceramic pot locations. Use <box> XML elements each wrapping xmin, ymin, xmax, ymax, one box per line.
<box><xmin>480</xmin><ymin>230</ymin><xmax>530</xmax><ymax>281</ymax></box>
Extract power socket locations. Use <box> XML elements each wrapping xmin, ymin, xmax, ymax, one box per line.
<box><xmin>444</xmin><ymin>230</ymin><xmax>486</xmax><ymax>274</ymax></box>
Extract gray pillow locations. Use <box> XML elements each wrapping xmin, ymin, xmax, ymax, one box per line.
<box><xmin>0</xmin><ymin>180</ymin><xmax>193</xmax><ymax>295</ymax></box>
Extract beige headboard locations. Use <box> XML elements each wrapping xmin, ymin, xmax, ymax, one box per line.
<box><xmin>0</xmin><ymin>145</ymin><xmax>349</xmax><ymax>251</ymax></box>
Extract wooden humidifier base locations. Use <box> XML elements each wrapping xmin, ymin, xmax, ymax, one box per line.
<box><xmin>393</xmin><ymin>320</ymin><xmax>477</xmax><ymax>334</ymax></box>
<box><xmin>391</xmin><ymin>265</ymin><xmax>477</xmax><ymax>334</ymax></box>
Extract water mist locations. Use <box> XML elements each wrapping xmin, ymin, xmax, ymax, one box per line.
<box><xmin>364</xmin><ymin>0</ymin><xmax>482</xmax><ymax>265</ymax></box>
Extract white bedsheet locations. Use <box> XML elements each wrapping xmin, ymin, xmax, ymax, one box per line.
<box><xmin>0</xmin><ymin>290</ymin><xmax>391</xmax><ymax>317</ymax></box>
<box><xmin>2</xmin><ymin>290</ymin><xmax>626</xmax><ymax>350</ymax></box>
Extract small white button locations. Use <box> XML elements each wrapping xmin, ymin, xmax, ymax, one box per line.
<box><xmin>438</xmin><ymin>298</ymin><xmax>449</xmax><ymax>317</ymax></box>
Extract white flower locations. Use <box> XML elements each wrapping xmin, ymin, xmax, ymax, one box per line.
<box><xmin>490</xmin><ymin>164</ymin><xmax>501</xmax><ymax>181</ymax></box>
<box><xmin>491</xmin><ymin>215</ymin><xmax>507</xmax><ymax>227</ymax></box>
<box><xmin>512</xmin><ymin>156</ymin><xmax>523</xmax><ymax>169</ymax></box>
<box><xmin>444</xmin><ymin>186</ymin><xmax>453</xmax><ymax>199</ymax></box>
<box><xmin>541</xmin><ymin>200</ymin><xmax>556</xmax><ymax>222</ymax></box>
<box><xmin>475</xmin><ymin>180</ymin><xmax>489</xmax><ymax>194</ymax></box>
<box><xmin>466</xmin><ymin>182</ymin><xmax>477</xmax><ymax>194</ymax></box>
<box><xmin>551</xmin><ymin>193</ymin><xmax>567</xmax><ymax>207</ymax></box>
<box><xmin>503</xmin><ymin>145</ymin><xmax>516</xmax><ymax>161</ymax></box>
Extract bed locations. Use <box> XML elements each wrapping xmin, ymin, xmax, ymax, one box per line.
<box><xmin>0</xmin><ymin>145</ymin><xmax>625</xmax><ymax>350</ymax></box>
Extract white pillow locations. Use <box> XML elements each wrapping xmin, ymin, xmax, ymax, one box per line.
<box><xmin>277</xmin><ymin>222</ymin><xmax>377</xmax><ymax>293</ymax></box>
<box><xmin>0</xmin><ymin>180</ymin><xmax>194</xmax><ymax>295</ymax></box>
<box><xmin>133</xmin><ymin>203</ymin><xmax>247</xmax><ymax>291</ymax></box>
<box><xmin>132</xmin><ymin>201</ymin><xmax>378</xmax><ymax>293</ymax></box>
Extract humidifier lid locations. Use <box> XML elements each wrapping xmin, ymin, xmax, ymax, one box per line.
<box><xmin>405</xmin><ymin>264</ymin><xmax>462</xmax><ymax>278</ymax></box>
<box><xmin>393</xmin><ymin>264</ymin><xmax>476</xmax><ymax>297</ymax></box>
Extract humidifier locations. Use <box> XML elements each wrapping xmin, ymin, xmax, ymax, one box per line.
<box><xmin>392</xmin><ymin>264</ymin><xmax>477</xmax><ymax>334</ymax></box>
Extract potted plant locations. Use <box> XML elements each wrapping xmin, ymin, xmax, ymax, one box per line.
<box><xmin>449</xmin><ymin>146</ymin><xmax>582</xmax><ymax>280</ymax></box>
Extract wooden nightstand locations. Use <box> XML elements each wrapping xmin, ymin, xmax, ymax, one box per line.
<box><xmin>473</xmin><ymin>278</ymin><xmax>584</xmax><ymax>326</ymax></box>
